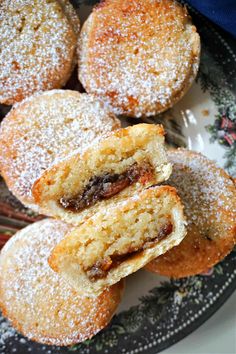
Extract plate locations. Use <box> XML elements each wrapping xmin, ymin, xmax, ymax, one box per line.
<box><xmin>0</xmin><ymin>1</ymin><xmax>236</xmax><ymax>354</ymax></box>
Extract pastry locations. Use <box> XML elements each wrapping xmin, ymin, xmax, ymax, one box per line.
<box><xmin>79</xmin><ymin>0</ymin><xmax>200</xmax><ymax>117</ymax></box>
<box><xmin>0</xmin><ymin>219</ymin><xmax>124</xmax><ymax>345</ymax></box>
<box><xmin>49</xmin><ymin>185</ymin><xmax>186</xmax><ymax>296</ymax></box>
<box><xmin>0</xmin><ymin>90</ymin><xmax>120</xmax><ymax>210</ymax></box>
<box><xmin>57</xmin><ymin>0</ymin><xmax>80</xmax><ymax>36</ymax></box>
<box><xmin>146</xmin><ymin>149</ymin><xmax>236</xmax><ymax>278</ymax></box>
<box><xmin>33</xmin><ymin>124</ymin><xmax>172</xmax><ymax>225</ymax></box>
<box><xmin>0</xmin><ymin>0</ymin><xmax>80</xmax><ymax>105</ymax></box>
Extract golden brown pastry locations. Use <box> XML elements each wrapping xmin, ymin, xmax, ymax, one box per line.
<box><xmin>33</xmin><ymin>124</ymin><xmax>172</xmax><ymax>225</ymax></box>
<box><xmin>49</xmin><ymin>185</ymin><xmax>186</xmax><ymax>296</ymax></box>
<box><xmin>146</xmin><ymin>149</ymin><xmax>236</xmax><ymax>278</ymax></box>
<box><xmin>0</xmin><ymin>219</ymin><xmax>125</xmax><ymax>346</ymax></box>
<box><xmin>0</xmin><ymin>90</ymin><xmax>120</xmax><ymax>210</ymax></box>
<box><xmin>79</xmin><ymin>0</ymin><xmax>200</xmax><ymax>117</ymax></box>
<box><xmin>0</xmin><ymin>0</ymin><xmax>80</xmax><ymax>105</ymax></box>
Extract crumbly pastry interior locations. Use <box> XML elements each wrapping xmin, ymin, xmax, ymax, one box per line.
<box><xmin>0</xmin><ymin>219</ymin><xmax>124</xmax><ymax>346</ymax></box>
<box><xmin>0</xmin><ymin>90</ymin><xmax>120</xmax><ymax>209</ymax></box>
<box><xmin>33</xmin><ymin>124</ymin><xmax>172</xmax><ymax>225</ymax></box>
<box><xmin>79</xmin><ymin>0</ymin><xmax>200</xmax><ymax>117</ymax></box>
<box><xmin>146</xmin><ymin>149</ymin><xmax>236</xmax><ymax>278</ymax></box>
<box><xmin>0</xmin><ymin>0</ymin><xmax>79</xmax><ymax>105</ymax></box>
<box><xmin>77</xmin><ymin>214</ymin><xmax>173</xmax><ymax>282</ymax></box>
<box><xmin>49</xmin><ymin>186</ymin><xmax>186</xmax><ymax>295</ymax></box>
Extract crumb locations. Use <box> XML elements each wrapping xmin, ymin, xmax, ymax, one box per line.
<box><xmin>202</xmin><ymin>109</ymin><xmax>209</xmax><ymax>117</ymax></box>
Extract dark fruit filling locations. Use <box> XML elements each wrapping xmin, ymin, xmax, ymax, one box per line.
<box><xmin>86</xmin><ymin>221</ymin><xmax>173</xmax><ymax>281</ymax></box>
<box><xmin>59</xmin><ymin>162</ymin><xmax>153</xmax><ymax>212</ymax></box>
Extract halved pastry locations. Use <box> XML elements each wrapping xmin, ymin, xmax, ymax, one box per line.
<box><xmin>33</xmin><ymin>124</ymin><xmax>172</xmax><ymax>225</ymax></box>
<box><xmin>49</xmin><ymin>185</ymin><xmax>186</xmax><ymax>296</ymax></box>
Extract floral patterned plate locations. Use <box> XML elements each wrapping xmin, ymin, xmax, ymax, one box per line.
<box><xmin>0</xmin><ymin>1</ymin><xmax>236</xmax><ymax>354</ymax></box>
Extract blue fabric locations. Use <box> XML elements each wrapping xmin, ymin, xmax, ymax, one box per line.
<box><xmin>186</xmin><ymin>0</ymin><xmax>236</xmax><ymax>37</ymax></box>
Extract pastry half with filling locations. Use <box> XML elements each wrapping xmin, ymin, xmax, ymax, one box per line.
<box><xmin>49</xmin><ymin>185</ymin><xmax>186</xmax><ymax>296</ymax></box>
<box><xmin>33</xmin><ymin>124</ymin><xmax>172</xmax><ymax>225</ymax></box>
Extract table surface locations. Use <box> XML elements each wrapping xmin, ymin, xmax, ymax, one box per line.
<box><xmin>162</xmin><ymin>291</ymin><xmax>236</xmax><ymax>354</ymax></box>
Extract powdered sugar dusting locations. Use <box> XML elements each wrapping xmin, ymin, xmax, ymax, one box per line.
<box><xmin>0</xmin><ymin>219</ymin><xmax>122</xmax><ymax>346</ymax></box>
<box><xmin>57</xmin><ymin>0</ymin><xmax>80</xmax><ymax>36</ymax></box>
<box><xmin>0</xmin><ymin>90</ymin><xmax>120</xmax><ymax>207</ymax></box>
<box><xmin>79</xmin><ymin>0</ymin><xmax>200</xmax><ymax>117</ymax></box>
<box><xmin>0</xmin><ymin>0</ymin><xmax>78</xmax><ymax>105</ymax></box>
<box><xmin>167</xmin><ymin>150</ymin><xmax>236</xmax><ymax>238</ymax></box>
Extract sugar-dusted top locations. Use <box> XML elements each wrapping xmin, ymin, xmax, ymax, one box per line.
<box><xmin>79</xmin><ymin>0</ymin><xmax>200</xmax><ymax>117</ymax></box>
<box><xmin>0</xmin><ymin>90</ymin><xmax>120</xmax><ymax>208</ymax></box>
<box><xmin>57</xmin><ymin>0</ymin><xmax>80</xmax><ymax>35</ymax></box>
<box><xmin>146</xmin><ymin>149</ymin><xmax>236</xmax><ymax>278</ymax></box>
<box><xmin>0</xmin><ymin>219</ymin><xmax>123</xmax><ymax>345</ymax></box>
<box><xmin>0</xmin><ymin>0</ymin><xmax>79</xmax><ymax>105</ymax></box>
<box><xmin>168</xmin><ymin>149</ymin><xmax>236</xmax><ymax>239</ymax></box>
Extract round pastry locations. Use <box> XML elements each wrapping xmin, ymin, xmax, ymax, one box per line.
<box><xmin>0</xmin><ymin>219</ymin><xmax>125</xmax><ymax>346</ymax></box>
<box><xmin>0</xmin><ymin>0</ymin><xmax>80</xmax><ymax>105</ymax></box>
<box><xmin>49</xmin><ymin>185</ymin><xmax>186</xmax><ymax>296</ymax></box>
<box><xmin>146</xmin><ymin>149</ymin><xmax>236</xmax><ymax>278</ymax></box>
<box><xmin>33</xmin><ymin>124</ymin><xmax>172</xmax><ymax>225</ymax></box>
<box><xmin>0</xmin><ymin>90</ymin><xmax>120</xmax><ymax>210</ymax></box>
<box><xmin>79</xmin><ymin>0</ymin><xmax>200</xmax><ymax>117</ymax></box>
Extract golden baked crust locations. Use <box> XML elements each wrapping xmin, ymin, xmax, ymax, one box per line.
<box><xmin>0</xmin><ymin>90</ymin><xmax>120</xmax><ymax>210</ymax></box>
<box><xmin>49</xmin><ymin>185</ymin><xmax>186</xmax><ymax>296</ymax></box>
<box><xmin>79</xmin><ymin>0</ymin><xmax>200</xmax><ymax>117</ymax></box>
<box><xmin>0</xmin><ymin>0</ymin><xmax>79</xmax><ymax>105</ymax></box>
<box><xmin>33</xmin><ymin>124</ymin><xmax>172</xmax><ymax>225</ymax></box>
<box><xmin>0</xmin><ymin>219</ymin><xmax>125</xmax><ymax>346</ymax></box>
<box><xmin>146</xmin><ymin>149</ymin><xmax>236</xmax><ymax>278</ymax></box>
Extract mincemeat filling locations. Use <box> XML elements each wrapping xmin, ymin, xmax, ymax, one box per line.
<box><xmin>86</xmin><ymin>221</ymin><xmax>173</xmax><ymax>281</ymax></box>
<box><xmin>59</xmin><ymin>162</ymin><xmax>153</xmax><ymax>212</ymax></box>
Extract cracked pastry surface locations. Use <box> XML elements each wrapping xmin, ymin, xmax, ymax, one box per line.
<box><xmin>0</xmin><ymin>90</ymin><xmax>120</xmax><ymax>210</ymax></box>
<box><xmin>33</xmin><ymin>124</ymin><xmax>172</xmax><ymax>225</ymax></box>
<box><xmin>49</xmin><ymin>185</ymin><xmax>186</xmax><ymax>296</ymax></box>
<box><xmin>79</xmin><ymin>0</ymin><xmax>200</xmax><ymax>117</ymax></box>
<box><xmin>146</xmin><ymin>149</ymin><xmax>236</xmax><ymax>278</ymax></box>
<box><xmin>0</xmin><ymin>219</ymin><xmax>124</xmax><ymax>346</ymax></box>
